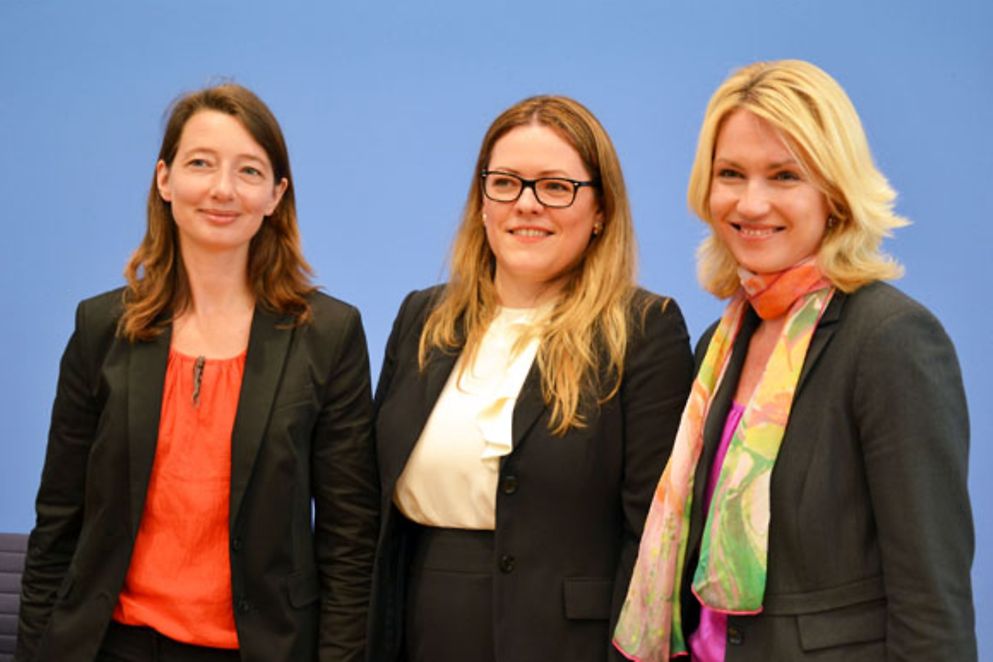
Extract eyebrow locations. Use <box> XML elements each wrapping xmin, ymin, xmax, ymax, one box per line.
<box><xmin>713</xmin><ymin>157</ymin><xmax>799</xmax><ymax>170</ymax></box>
<box><xmin>180</xmin><ymin>147</ymin><xmax>269</xmax><ymax>165</ymax></box>
<box><xmin>488</xmin><ymin>166</ymin><xmax>583</xmax><ymax>179</ymax></box>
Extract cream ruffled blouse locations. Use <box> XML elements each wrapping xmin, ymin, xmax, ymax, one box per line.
<box><xmin>394</xmin><ymin>305</ymin><xmax>547</xmax><ymax>530</ymax></box>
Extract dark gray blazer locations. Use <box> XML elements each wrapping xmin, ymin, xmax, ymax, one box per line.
<box><xmin>368</xmin><ymin>287</ymin><xmax>693</xmax><ymax>662</ymax></box>
<box><xmin>17</xmin><ymin>288</ymin><xmax>380</xmax><ymax>662</ymax></box>
<box><xmin>680</xmin><ymin>281</ymin><xmax>975</xmax><ymax>660</ymax></box>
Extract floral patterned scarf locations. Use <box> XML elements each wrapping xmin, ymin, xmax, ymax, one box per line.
<box><xmin>613</xmin><ymin>261</ymin><xmax>833</xmax><ymax>661</ymax></box>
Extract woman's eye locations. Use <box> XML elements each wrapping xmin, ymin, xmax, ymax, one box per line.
<box><xmin>773</xmin><ymin>170</ymin><xmax>801</xmax><ymax>181</ymax></box>
<box><xmin>491</xmin><ymin>176</ymin><xmax>516</xmax><ymax>189</ymax></box>
<box><xmin>543</xmin><ymin>180</ymin><xmax>571</xmax><ymax>193</ymax></box>
<box><xmin>241</xmin><ymin>166</ymin><xmax>263</xmax><ymax>177</ymax></box>
<box><xmin>188</xmin><ymin>158</ymin><xmax>210</xmax><ymax>168</ymax></box>
<box><xmin>716</xmin><ymin>168</ymin><xmax>742</xmax><ymax>179</ymax></box>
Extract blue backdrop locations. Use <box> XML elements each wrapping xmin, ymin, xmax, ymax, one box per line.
<box><xmin>2</xmin><ymin>0</ymin><xmax>990</xmax><ymax>654</ymax></box>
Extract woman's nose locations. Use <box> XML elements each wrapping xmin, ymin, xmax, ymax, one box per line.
<box><xmin>736</xmin><ymin>180</ymin><xmax>771</xmax><ymax>218</ymax></box>
<box><xmin>210</xmin><ymin>169</ymin><xmax>236</xmax><ymax>200</ymax></box>
<box><xmin>514</xmin><ymin>183</ymin><xmax>543</xmax><ymax>213</ymax></box>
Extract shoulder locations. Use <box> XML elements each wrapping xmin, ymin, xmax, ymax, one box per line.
<box><xmin>834</xmin><ymin>281</ymin><xmax>952</xmax><ymax>348</ymax></box>
<box><xmin>73</xmin><ymin>287</ymin><xmax>126</xmax><ymax>348</ymax></box>
<box><xmin>296</xmin><ymin>291</ymin><xmax>370</xmax><ymax>356</ymax></box>
<box><xmin>306</xmin><ymin>289</ymin><xmax>362</xmax><ymax>326</ymax></box>
<box><xmin>839</xmin><ymin>281</ymin><xmax>939</xmax><ymax>324</ymax></box>
<box><xmin>628</xmin><ymin>287</ymin><xmax>689</xmax><ymax>338</ymax></box>
<box><xmin>398</xmin><ymin>285</ymin><xmax>446</xmax><ymax>321</ymax></box>
<box><xmin>623</xmin><ymin>288</ymin><xmax>692</xmax><ymax>367</ymax></box>
<box><xmin>76</xmin><ymin>287</ymin><xmax>126</xmax><ymax>327</ymax></box>
<box><xmin>389</xmin><ymin>284</ymin><xmax>447</xmax><ymax>335</ymax></box>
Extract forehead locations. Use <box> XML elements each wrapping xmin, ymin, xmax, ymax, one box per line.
<box><xmin>176</xmin><ymin>110</ymin><xmax>269</xmax><ymax>161</ymax></box>
<box><xmin>488</xmin><ymin>124</ymin><xmax>588</xmax><ymax>175</ymax></box>
<box><xmin>714</xmin><ymin>109</ymin><xmax>794</xmax><ymax>160</ymax></box>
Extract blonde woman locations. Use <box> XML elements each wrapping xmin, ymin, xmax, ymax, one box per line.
<box><xmin>368</xmin><ymin>96</ymin><xmax>693</xmax><ymax>661</ymax></box>
<box><xmin>615</xmin><ymin>60</ymin><xmax>975</xmax><ymax>661</ymax></box>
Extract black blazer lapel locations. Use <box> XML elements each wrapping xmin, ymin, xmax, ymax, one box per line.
<box><xmin>229</xmin><ymin>306</ymin><xmax>293</xmax><ymax>530</ymax></box>
<box><xmin>127</xmin><ymin>328</ymin><xmax>171</xmax><ymax>536</ymax></box>
<box><xmin>421</xmin><ymin>347</ymin><xmax>459</xmax><ymax>422</ymax></box>
<box><xmin>510</xmin><ymin>363</ymin><xmax>546</xmax><ymax>455</ymax></box>
<box><xmin>396</xmin><ymin>346</ymin><xmax>459</xmax><ymax>476</ymax></box>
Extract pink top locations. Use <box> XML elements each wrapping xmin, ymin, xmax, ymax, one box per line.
<box><xmin>687</xmin><ymin>402</ymin><xmax>745</xmax><ymax>662</ymax></box>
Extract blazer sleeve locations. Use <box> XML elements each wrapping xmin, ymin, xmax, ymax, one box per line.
<box><xmin>853</xmin><ymin>303</ymin><xmax>975</xmax><ymax>659</ymax></box>
<box><xmin>610</xmin><ymin>296</ymin><xmax>694</xmax><ymax>633</ymax></box>
<box><xmin>17</xmin><ymin>302</ymin><xmax>101</xmax><ymax>662</ymax></box>
<box><xmin>312</xmin><ymin>306</ymin><xmax>381</xmax><ymax>662</ymax></box>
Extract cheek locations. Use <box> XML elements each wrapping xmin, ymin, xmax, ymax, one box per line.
<box><xmin>708</xmin><ymin>188</ymin><xmax>734</xmax><ymax>219</ymax></box>
<box><xmin>245</xmin><ymin>188</ymin><xmax>277</xmax><ymax>215</ymax></box>
<box><xmin>482</xmin><ymin>199</ymin><xmax>504</xmax><ymax>223</ymax></box>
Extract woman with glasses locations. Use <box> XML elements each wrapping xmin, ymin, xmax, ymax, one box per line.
<box><xmin>17</xmin><ymin>84</ymin><xmax>379</xmax><ymax>661</ymax></box>
<box><xmin>614</xmin><ymin>60</ymin><xmax>975</xmax><ymax>661</ymax></box>
<box><xmin>367</xmin><ymin>95</ymin><xmax>693</xmax><ymax>661</ymax></box>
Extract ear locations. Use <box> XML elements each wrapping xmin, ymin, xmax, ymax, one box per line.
<box><xmin>266</xmin><ymin>177</ymin><xmax>289</xmax><ymax>216</ymax></box>
<box><xmin>155</xmin><ymin>160</ymin><xmax>172</xmax><ymax>202</ymax></box>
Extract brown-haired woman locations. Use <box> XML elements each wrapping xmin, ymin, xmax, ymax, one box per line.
<box><xmin>367</xmin><ymin>95</ymin><xmax>694</xmax><ymax>661</ymax></box>
<box><xmin>16</xmin><ymin>84</ymin><xmax>379</xmax><ymax>662</ymax></box>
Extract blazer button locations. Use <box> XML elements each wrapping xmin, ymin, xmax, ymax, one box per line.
<box><xmin>727</xmin><ymin>625</ymin><xmax>744</xmax><ymax>646</ymax></box>
<box><xmin>500</xmin><ymin>475</ymin><xmax>519</xmax><ymax>495</ymax></box>
<box><xmin>238</xmin><ymin>599</ymin><xmax>251</xmax><ymax>613</ymax></box>
<box><xmin>498</xmin><ymin>554</ymin><xmax>515</xmax><ymax>573</ymax></box>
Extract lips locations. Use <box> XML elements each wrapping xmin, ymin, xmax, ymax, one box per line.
<box><xmin>731</xmin><ymin>222</ymin><xmax>783</xmax><ymax>238</ymax></box>
<box><xmin>200</xmin><ymin>209</ymin><xmax>240</xmax><ymax>224</ymax></box>
<box><xmin>509</xmin><ymin>226</ymin><xmax>553</xmax><ymax>238</ymax></box>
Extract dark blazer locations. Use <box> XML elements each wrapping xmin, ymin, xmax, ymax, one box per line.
<box><xmin>16</xmin><ymin>288</ymin><xmax>380</xmax><ymax>662</ymax></box>
<box><xmin>680</xmin><ymin>281</ymin><xmax>976</xmax><ymax>660</ymax></box>
<box><xmin>368</xmin><ymin>286</ymin><xmax>693</xmax><ymax>662</ymax></box>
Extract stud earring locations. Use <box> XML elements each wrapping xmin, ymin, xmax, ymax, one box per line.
<box><xmin>482</xmin><ymin>212</ymin><xmax>488</xmax><ymax>225</ymax></box>
<box><xmin>592</xmin><ymin>222</ymin><xmax>603</xmax><ymax>237</ymax></box>
<box><xmin>827</xmin><ymin>215</ymin><xmax>838</xmax><ymax>229</ymax></box>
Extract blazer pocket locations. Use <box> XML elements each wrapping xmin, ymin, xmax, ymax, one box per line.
<box><xmin>796</xmin><ymin>599</ymin><xmax>886</xmax><ymax>651</ymax></box>
<box><xmin>286</xmin><ymin>568</ymin><xmax>320</xmax><ymax>608</ymax></box>
<box><xmin>562</xmin><ymin>577</ymin><xmax>613</xmax><ymax>620</ymax></box>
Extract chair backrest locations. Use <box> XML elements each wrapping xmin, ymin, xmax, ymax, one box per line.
<box><xmin>0</xmin><ymin>533</ymin><xmax>28</xmax><ymax>662</ymax></box>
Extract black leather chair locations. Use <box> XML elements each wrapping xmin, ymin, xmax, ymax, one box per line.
<box><xmin>0</xmin><ymin>533</ymin><xmax>28</xmax><ymax>662</ymax></box>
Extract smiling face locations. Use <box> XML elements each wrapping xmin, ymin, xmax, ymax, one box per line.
<box><xmin>709</xmin><ymin>109</ymin><xmax>829</xmax><ymax>275</ymax></box>
<box><xmin>482</xmin><ymin>124</ymin><xmax>601</xmax><ymax>307</ymax></box>
<box><xmin>156</xmin><ymin>109</ymin><xmax>287</xmax><ymax>262</ymax></box>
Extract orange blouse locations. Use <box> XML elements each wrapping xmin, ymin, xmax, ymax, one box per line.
<box><xmin>113</xmin><ymin>348</ymin><xmax>246</xmax><ymax>649</ymax></box>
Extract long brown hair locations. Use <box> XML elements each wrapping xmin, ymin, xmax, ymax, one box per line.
<box><xmin>420</xmin><ymin>95</ymin><xmax>640</xmax><ymax>435</ymax></box>
<box><xmin>119</xmin><ymin>83</ymin><xmax>315</xmax><ymax>341</ymax></box>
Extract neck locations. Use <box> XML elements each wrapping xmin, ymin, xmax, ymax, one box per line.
<box><xmin>171</xmin><ymin>244</ymin><xmax>256</xmax><ymax>358</ymax></box>
<box><xmin>179</xmin><ymin>243</ymin><xmax>255</xmax><ymax>316</ymax></box>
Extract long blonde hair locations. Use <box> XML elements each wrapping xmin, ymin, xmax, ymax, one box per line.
<box><xmin>420</xmin><ymin>95</ymin><xmax>639</xmax><ymax>435</ymax></box>
<box><xmin>688</xmin><ymin>59</ymin><xmax>906</xmax><ymax>297</ymax></box>
<box><xmin>120</xmin><ymin>83</ymin><xmax>315</xmax><ymax>341</ymax></box>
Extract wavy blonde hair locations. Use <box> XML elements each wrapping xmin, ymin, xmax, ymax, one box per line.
<box><xmin>120</xmin><ymin>83</ymin><xmax>315</xmax><ymax>341</ymax></box>
<box><xmin>687</xmin><ymin>59</ymin><xmax>906</xmax><ymax>298</ymax></box>
<box><xmin>419</xmin><ymin>95</ymin><xmax>639</xmax><ymax>435</ymax></box>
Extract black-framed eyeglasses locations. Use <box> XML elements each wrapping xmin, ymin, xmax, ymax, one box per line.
<box><xmin>481</xmin><ymin>170</ymin><xmax>598</xmax><ymax>208</ymax></box>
